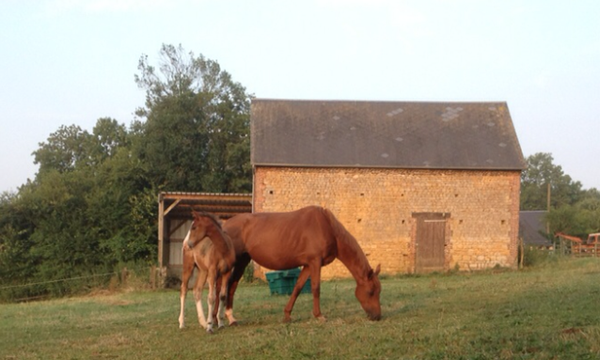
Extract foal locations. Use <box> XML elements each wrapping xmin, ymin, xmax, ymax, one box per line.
<box><xmin>178</xmin><ymin>211</ymin><xmax>236</xmax><ymax>333</ymax></box>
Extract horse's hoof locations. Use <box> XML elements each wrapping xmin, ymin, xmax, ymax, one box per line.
<box><xmin>229</xmin><ymin>321</ymin><xmax>238</xmax><ymax>327</ymax></box>
<box><xmin>317</xmin><ymin>316</ymin><xmax>327</xmax><ymax>323</ymax></box>
<box><xmin>282</xmin><ymin>317</ymin><xmax>292</xmax><ymax>323</ymax></box>
<box><xmin>206</xmin><ymin>328</ymin><xmax>214</xmax><ymax>334</ymax></box>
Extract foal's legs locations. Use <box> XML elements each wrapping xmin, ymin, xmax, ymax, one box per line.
<box><xmin>206</xmin><ymin>270</ymin><xmax>217</xmax><ymax>333</ymax></box>
<box><xmin>193</xmin><ymin>269</ymin><xmax>208</xmax><ymax>329</ymax></box>
<box><xmin>178</xmin><ymin>277</ymin><xmax>189</xmax><ymax>329</ymax></box>
<box><xmin>179</xmin><ymin>252</ymin><xmax>195</xmax><ymax>329</ymax></box>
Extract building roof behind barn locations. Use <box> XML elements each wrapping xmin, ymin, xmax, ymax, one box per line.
<box><xmin>519</xmin><ymin>211</ymin><xmax>552</xmax><ymax>247</ymax></box>
<box><xmin>251</xmin><ymin>99</ymin><xmax>526</xmax><ymax>170</ymax></box>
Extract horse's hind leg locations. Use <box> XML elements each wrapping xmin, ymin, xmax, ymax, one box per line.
<box><xmin>217</xmin><ymin>272</ymin><xmax>233</xmax><ymax>329</ymax></box>
<box><xmin>225</xmin><ymin>254</ymin><xmax>251</xmax><ymax>326</ymax></box>
<box><xmin>193</xmin><ymin>270</ymin><xmax>208</xmax><ymax>329</ymax></box>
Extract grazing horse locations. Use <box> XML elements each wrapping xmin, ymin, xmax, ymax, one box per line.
<box><xmin>178</xmin><ymin>211</ymin><xmax>236</xmax><ymax>333</ymax></box>
<box><xmin>221</xmin><ymin>206</ymin><xmax>382</xmax><ymax>322</ymax></box>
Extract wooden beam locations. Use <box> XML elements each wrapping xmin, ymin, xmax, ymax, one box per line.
<box><xmin>164</xmin><ymin>199</ymin><xmax>181</xmax><ymax>217</ymax></box>
<box><xmin>158</xmin><ymin>194</ymin><xmax>165</xmax><ymax>269</ymax></box>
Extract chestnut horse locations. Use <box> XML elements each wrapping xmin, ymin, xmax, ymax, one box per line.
<box><xmin>188</xmin><ymin>206</ymin><xmax>382</xmax><ymax>322</ymax></box>
<box><xmin>178</xmin><ymin>211</ymin><xmax>236</xmax><ymax>333</ymax></box>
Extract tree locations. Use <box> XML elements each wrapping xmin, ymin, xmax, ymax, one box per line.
<box><xmin>520</xmin><ymin>153</ymin><xmax>584</xmax><ymax>210</ymax></box>
<box><xmin>0</xmin><ymin>44</ymin><xmax>254</xmax><ymax>300</ymax></box>
<box><xmin>133</xmin><ymin>44</ymin><xmax>252</xmax><ymax>192</ymax></box>
<box><xmin>32</xmin><ymin>125</ymin><xmax>92</xmax><ymax>174</ymax></box>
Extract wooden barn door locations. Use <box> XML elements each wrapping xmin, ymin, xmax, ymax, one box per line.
<box><xmin>414</xmin><ymin>213</ymin><xmax>449</xmax><ymax>273</ymax></box>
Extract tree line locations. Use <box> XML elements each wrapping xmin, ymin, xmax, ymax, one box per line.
<box><xmin>1</xmin><ymin>44</ymin><xmax>598</xmax><ymax>301</ymax></box>
<box><xmin>520</xmin><ymin>152</ymin><xmax>600</xmax><ymax>238</ymax></box>
<box><xmin>0</xmin><ymin>44</ymin><xmax>252</xmax><ymax>300</ymax></box>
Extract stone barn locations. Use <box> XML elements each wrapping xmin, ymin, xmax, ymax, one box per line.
<box><xmin>250</xmin><ymin>99</ymin><xmax>526</xmax><ymax>278</ymax></box>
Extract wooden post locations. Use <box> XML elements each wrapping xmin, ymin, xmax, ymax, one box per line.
<box><xmin>158</xmin><ymin>193</ymin><xmax>165</xmax><ymax>270</ymax></box>
<box><xmin>546</xmin><ymin>182</ymin><xmax>551</xmax><ymax>234</ymax></box>
<box><xmin>121</xmin><ymin>267</ymin><xmax>128</xmax><ymax>286</ymax></box>
<box><xmin>519</xmin><ymin>236</ymin><xmax>524</xmax><ymax>269</ymax></box>
<box><xmin>150</xmin><ymin>265</ymin><xmax>156</xmax><ymax>289</ymax></box>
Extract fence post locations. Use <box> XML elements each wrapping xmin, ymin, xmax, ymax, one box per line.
<box><xmin>519</xmin><ymin>236</ymin><xmax>524</xmax><ymax>269</ymax></box>
<box><xmin>150</xmin><ymin>265</ymin><xmax>156</xmax><ymax>289</ymax></box>
<box><xmin>121</xmin><ymin>267</ymin><xmax>129</xmax><ymax>287</ymax></box>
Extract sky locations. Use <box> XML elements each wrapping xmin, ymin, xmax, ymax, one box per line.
<box><xmin>1</xmin><ymin>0</ymin><xmax>599</xmax><ymax>192</ymax></box>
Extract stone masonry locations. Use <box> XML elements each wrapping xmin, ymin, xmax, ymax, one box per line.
<box><xmin>254</xmin><ymin>166</ymin><xmax>521</xmax><ymax>279</ymax></box>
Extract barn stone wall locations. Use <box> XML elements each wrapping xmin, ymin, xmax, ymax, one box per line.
<box><xmin>253</xmin><ymin>167</ymin><xmax>521</xmax><ymax>279</ymax></box>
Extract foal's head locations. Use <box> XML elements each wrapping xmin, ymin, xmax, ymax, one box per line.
<box><xmin>185</xmin><ymin>211</ymin><xmax>222</xmax><ymax>248</ymax></box>
<box><xmin>355</xmin><ymin>264</ymin><xmax>382</xmax><ymax>321</ymax></box>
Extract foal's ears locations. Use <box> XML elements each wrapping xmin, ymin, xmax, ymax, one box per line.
<box><xmin>368</xmin><ymin>264</ymin><xmax>381</xmax><ymax>279</ymax></box>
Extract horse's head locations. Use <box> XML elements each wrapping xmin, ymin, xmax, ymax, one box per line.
<box><xmin>185</xmin><ymin>211</ymin><xmax>218</xmax><ymax>249</ymax></box>
<box><xmin>355</xmin><ymin>264</ymin><xmax>382</xmax><ymax>321</ymax></box>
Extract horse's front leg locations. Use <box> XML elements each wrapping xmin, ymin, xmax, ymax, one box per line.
<box><xmin>193</xmin><ymin>269</ymin><xmax>208</xmax><ymax>329</ymax></box>
<box><xmin>206</xmin><ymin>272</ymin><xmax>217</xmax><ymax>334</ymax></box>
<box><xmin>179</xmin><ymin>252</ymin><xmax>195</xmax><ymax>329</ymax></box>
<box><xmin>178</xmin><ymin>268</ymin><xmax>191</xmax><ymax>329</ymax></box>
<box><xmin>283</xmin><ymin>265</ymin><xmax>316</xmax><ymax>322</ymax></box>
<box><xmin>308</xmin><ymin>265</ymin><xmax>325</xmax><ymax>322</ymax></box>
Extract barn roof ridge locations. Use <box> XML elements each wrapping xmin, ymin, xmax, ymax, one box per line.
<box><xmin>253</xmin><ymin>98</ymin><xmax>509</xmax><ymax>105</ymax></box>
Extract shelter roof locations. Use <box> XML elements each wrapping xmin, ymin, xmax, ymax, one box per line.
<box><xmin>158</xmin><ymin>192</ymin><xmax>252</xmax><ymax>220</ymax></box>
<box><xmin>251</xmin><ymin>99</ymin><xmax>526</xmax><ymax>170</ymax></box>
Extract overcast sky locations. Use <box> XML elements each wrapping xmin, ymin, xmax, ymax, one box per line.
<box><xmin>1</xmin><ymin>0</ymin><xmax>599</xmax><ymax>192</ymax></box>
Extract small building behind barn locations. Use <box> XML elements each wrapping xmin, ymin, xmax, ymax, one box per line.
<box><xmin>251</xmin><ymin>99</ymin><xmax>526</xmax><ymax>278</ymax></box>
<box><xmin>519</xmin><ymin>211</ymin><xmax>552</xmax><ymax>249</ymax></box>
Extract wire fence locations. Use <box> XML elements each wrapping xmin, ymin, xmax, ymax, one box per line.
<box><xmin>0</xmin><ymin>272</ymin><xmax>118</xmax><ymax>291</ymax></box>
<box><xmin>0</xmin><ymin>271</ymin><xmax>120</xmax><ymax>303</ymax></box>
<box><xmin>0</xmin><ymin>266</ymin><xmax>165</xmax><ymax>302</ymax></box>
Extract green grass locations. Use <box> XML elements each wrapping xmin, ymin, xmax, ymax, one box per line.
<box><xmin>1</xmin><ymin>258</ymin><xmax>600</xmax><ymax>359</ymax></box>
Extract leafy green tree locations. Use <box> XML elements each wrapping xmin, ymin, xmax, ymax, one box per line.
<box><xmin>0</xmin><ymin>44</ymin><xmax>253</xmax><ymax>301</ymax></box>
<box><xmin>32</xmin><ymin>125</ymin><xmax>92</xmax><ymax>174</ymax></box>
<box><xmin>520</xmin><ymin>152</ymin><xmax>584</xmax><ymax>210</ymax></box>
<box><xmin>0</xmin><ymin>191</ymin><xmax>37</xmax><ymax>291</ymax></box>
<box><xmin>133</xmin><ymin>44</ymin><xmax>252</xmax><ymax>192</ymax></box>
<box><xmin>521</xmin><ymin>155</ymin><xmax>600</xmax><ymax>238</ymax></box>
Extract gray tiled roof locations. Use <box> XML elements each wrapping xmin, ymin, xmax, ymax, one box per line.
<box><xmin>251</xmin><ymin>99</ymin><xmax>526</xmax><ymax>170</ymax></box>
<box><xmin>519</xmin><ymin>211</ymin><xmax>552</xmax><ymax>247</ymax></box>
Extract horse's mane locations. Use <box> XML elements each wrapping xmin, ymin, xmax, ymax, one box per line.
<box><xmin>320</xmin><ymin>207</ymin><xmax>373</xmax><ymax>274</ymax></box>
<box><xmin>194</xmin><ymin>211</ymin><xmax>223</xmax><ymax>229</ymax></box>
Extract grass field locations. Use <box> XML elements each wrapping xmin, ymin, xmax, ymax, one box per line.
<box><xmin>1</xmin><ymin>257</ymin><xmax>599</xmax><ymax>359</ymax></box>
